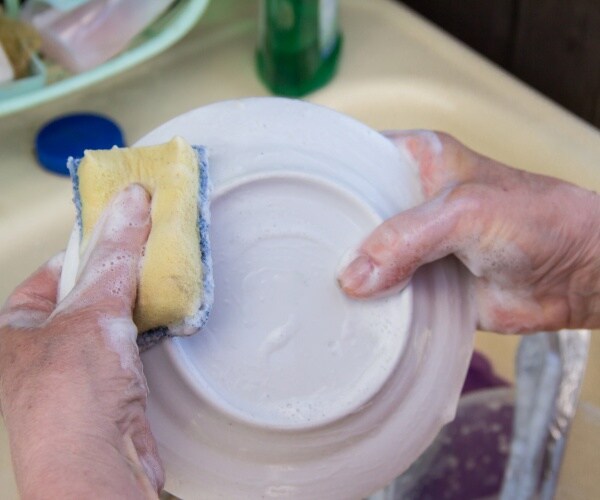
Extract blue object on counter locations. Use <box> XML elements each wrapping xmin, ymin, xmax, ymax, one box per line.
<box><xmin>35</xmin><ymin>113</ymin><xmax>125</xmax><ymax>175</ymax></box>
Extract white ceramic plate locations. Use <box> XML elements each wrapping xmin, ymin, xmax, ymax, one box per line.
<box><xmin>132</xmin><ymin>98</ymin><xmax>474</xmax><ymax>499</ymax></box>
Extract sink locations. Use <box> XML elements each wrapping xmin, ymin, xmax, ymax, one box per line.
<box><xmin>1</xmin><ymin>0</ymin><xmax>598</xmax><ymax>498</ymax></box>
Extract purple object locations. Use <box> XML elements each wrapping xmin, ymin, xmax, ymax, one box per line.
<box><xmin>385</xmin><ymin>354</ymin><xmax>513</xmax><ymax>499</ymax></box>
<box><xmin>462</xmin><ymin>351</ymin><xmax>510</xmax><ymax>394</ymax></box>
<box><xmin>392</xmin><ymin>388</ymin><xmax>514</xmax><ymax>500</ymax></box>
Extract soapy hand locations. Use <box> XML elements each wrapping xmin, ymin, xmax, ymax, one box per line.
<box><xmin>0</xmin><ymin>185</ymin><xmax>163</xmax><ymax>499</ymax></box>
<box><xmin>339</xmin><ymin>131</ymin><xmax>600</xmax><ymax>333</ymax></box>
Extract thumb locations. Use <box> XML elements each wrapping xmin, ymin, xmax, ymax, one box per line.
<box><xmin>338</xmin><ymin>189</ymin><xmax>468</xmax><ymax>298</ymax></box>
<box><xmin>60</xmin><ymin>184</ymin><xmax>151</xmax><ymax>318</ymax></box>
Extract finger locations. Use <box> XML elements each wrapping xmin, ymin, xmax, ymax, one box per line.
<box><xmin>384</xmin><ymin>130</ymin><xmax>479</xmax><ymax>199</ymax></box>
<box><xmin>59</xmin><ymin>184</ymin><xmax>151</xmax><ymax>318</ymax></box>
<box><xmin>1</xmin><ymin>252</ymin><xmax>65</xmax><ymax>326</ymax></box>
<box><xmin>339</xmin><ymin>189</ymin><xmax>474</xmax><ymax>298</ymax></box>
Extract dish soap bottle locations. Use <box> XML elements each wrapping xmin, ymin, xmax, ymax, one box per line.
<box><xmin>256</xmin><ymin>0</ymin><xmax>342</xmax><ymax>97</ymax></box>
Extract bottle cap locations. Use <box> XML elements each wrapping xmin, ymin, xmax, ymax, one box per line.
<box><xmin>35</xmin><ymin>113</ymin><xmax>125</xmax><ymax>176</ymax></box>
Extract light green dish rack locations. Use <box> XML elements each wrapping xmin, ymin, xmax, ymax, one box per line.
<box><xmin>0</xmin><ymin>0</ymin><xmax>210</xmax><ymax>117</ymax></box>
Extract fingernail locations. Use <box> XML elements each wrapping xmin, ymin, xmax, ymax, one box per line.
<box><xmin>338</xmin><ymin>254</ymin><xmax>375</xmax><ymax>294</ymax></box>
<box><xmin>122</xmin><ymin>183</ymin><xmax>150</xmax><ymax>206</ymax></box>
<box><xmin>111</xmin><ymin>184</ymin><xmax>151</xmax><ymax>227</ymax></box>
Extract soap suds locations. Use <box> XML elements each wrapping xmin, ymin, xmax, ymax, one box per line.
<box><xmin>176</xmin><ymin>174</ymin><xmax>412</xmax><ymax>428</ymax></box>
<box><xmin>0</xmin><ymin>309</ymin><xmax>49</xmax><ymax>329</ymax></box>
<box><xmin>99</xmin><ymin>315</ymin><xmax>140</xmax><ymax>373</ymax></box>
<box><xmin>55</xmin><ymin>250</ymin><xmax>138</xmax><ymax>315</ymax></box>
<box><xmin>260</xmin><ymin>313</ymin><xmax>299</xmax><ymax>360</ymax></box>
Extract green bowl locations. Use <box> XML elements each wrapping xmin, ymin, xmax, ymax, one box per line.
<box><xmin>0</xmin><ymin>53</ymin><xmax>47</xmax><ymax>100</ymax></box>
<box><xmin>0</xmin><ymin>0</ymin><xmax>210</xmax><ymax>117</ymax></box>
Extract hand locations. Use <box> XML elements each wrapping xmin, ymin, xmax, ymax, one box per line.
<box><xmin>0</xmin><ymin>185</ymin><xmax>163</xmax><ymax>499</ymax></box>
<box><xmin>339</xmin><ymin>131</ymin><xmax>600</xmax><ymax>333</ymax></box>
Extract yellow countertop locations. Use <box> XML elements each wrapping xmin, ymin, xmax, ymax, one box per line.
<box><xmin>0</xmin><ymin>0</ymin><xmax>598</xmax><ymax>497</ymax></box>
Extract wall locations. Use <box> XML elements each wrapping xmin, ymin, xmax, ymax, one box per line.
<box><xmin>401</xmin><ymin>0</ymin><xmax>600</xmax><ymax>129</ymax></box>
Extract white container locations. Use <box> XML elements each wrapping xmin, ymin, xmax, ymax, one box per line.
<box><xmin>61</xmin><ymin>98</ymin><xmax>477</xmax><ymax>499</ymax></box>
<box><xmin>21</xmin><ymin>0</ymin><xmax>174</xmax><ymax>72</ymax></box>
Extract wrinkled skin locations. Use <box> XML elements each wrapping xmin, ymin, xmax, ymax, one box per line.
<box><xmin>2</xmin><ymin>131</ymin><xmax>599</xmax><ymax>499</ymax></box>
<box><xmin>339</xmin><ymin>131</ymin><xmax>600</xmax><ymax>333</ymax></box>
<box><xmin>0</xmin><ymin>185</ymin><xmax>162</xmax><ymax>499</ymax></box>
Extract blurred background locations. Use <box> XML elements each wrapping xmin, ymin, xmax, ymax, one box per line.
<box><xmin>2</xmin><ymin>0</ymin><xmax>599</xmax><ymax>128</ymax></box>
<box><xmin>399</xmin><ymin>0</ymin><xmax>600</xmax><ymax>129</ymax></box>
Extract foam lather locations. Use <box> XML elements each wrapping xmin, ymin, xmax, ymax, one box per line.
<box><xmin>64</xmin><ymin>137</ymin><xmax>213</xmax><ymax>349</ymax></box>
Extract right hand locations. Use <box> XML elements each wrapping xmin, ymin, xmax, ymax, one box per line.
<box><xmin>339</xmin><ymin>131</ymin><xmax>600</xmax><ymax>334</ymax></box>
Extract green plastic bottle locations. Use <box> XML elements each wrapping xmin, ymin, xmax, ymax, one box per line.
<box><xmin>256</xmin><ymin>0</ymin><xmax>342</xmax><ymax>97</ymax></box>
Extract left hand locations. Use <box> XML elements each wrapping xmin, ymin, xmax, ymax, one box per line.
<box><xmin>338</xmin><ymin>131</ymin><xmax>600</xmax><ymax>333</ymax></box>
<box><xmin>0</xmin><ymin>185</ymin><xmax>163</xmax><ymax>499</ymax></box>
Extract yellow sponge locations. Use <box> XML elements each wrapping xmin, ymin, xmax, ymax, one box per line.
<box><xmin>71</xmin><ymin>137</ymin><xmax>212</xmax><ymax>339</ymax></box>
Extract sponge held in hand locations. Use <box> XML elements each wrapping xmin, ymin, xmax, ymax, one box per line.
<box><xmin>64</xmin><ymin>137</ymin><xmax>213</xmax><ymax>349</ymax></box>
